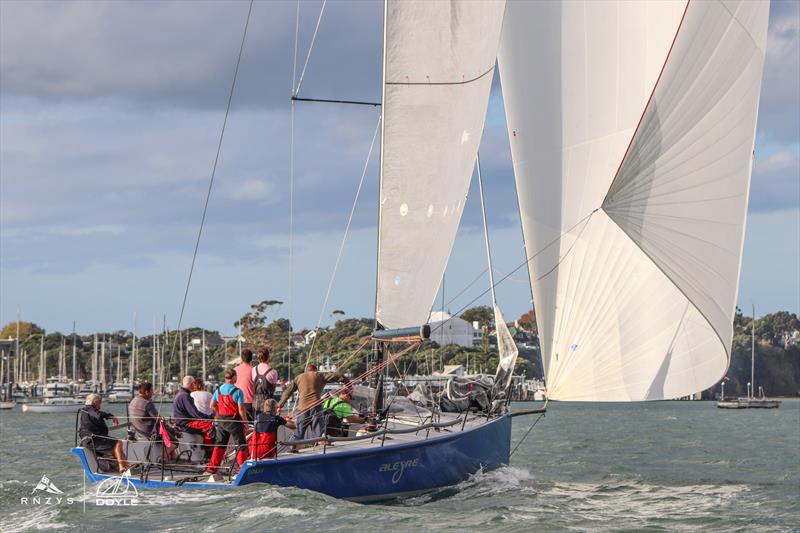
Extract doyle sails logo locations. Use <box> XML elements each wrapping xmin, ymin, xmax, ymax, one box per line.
<box><xmin>20</xmin><ymin>474</ymin><xmax>75</xmax><ymax>505</ymax></box>
<box><xmin>95</xmin><ymin>473</ymin><xmax>139</xmax><ymax>506</ymax></box>
<box><xmin>379</xmin><ymin>458</ymin><xmax>420</xmax><ymax>483</ymax></box>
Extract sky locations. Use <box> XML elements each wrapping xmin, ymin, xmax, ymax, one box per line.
<box><xmin>1</xmin><ymin>0</ymin><xmax>798</xmax><ymax>337</ymax></box>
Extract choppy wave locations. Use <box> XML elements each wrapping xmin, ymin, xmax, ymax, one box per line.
<box><xmin>1</xmin><ymin>401</ymin><xmax>798</xmax><ymax>532</ymax></box>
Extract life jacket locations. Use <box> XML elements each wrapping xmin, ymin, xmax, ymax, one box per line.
<box><xmin>253</xmin><ymin>365</ymin><xmax>277</xmax><ymax>405</ymax></box>
<box><xmin>323</xmin><ymin>397</ymin><xmax>346</xmax><ymax>437</ymax></box>
<box><xmin>216</xmin><ymin>383</ymin><xmax>241</xmax><ymax>417</ymax></box>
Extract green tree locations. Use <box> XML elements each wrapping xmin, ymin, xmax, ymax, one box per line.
<box><xmin>460</xmin><ymin>306</ymin><xmax>493</xmax><ymax>329</ymax></box>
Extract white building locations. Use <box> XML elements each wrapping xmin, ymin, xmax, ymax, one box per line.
<box><xmin>428</xmin><ymin>311</ymin><xmax>482</xmax><ymax>348</ymax></box>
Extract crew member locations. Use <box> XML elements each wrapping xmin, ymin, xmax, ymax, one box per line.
<box><xmin>322</xmin><ymin>388</ymin><xmax>365</xmax><ymax>437</ymax></box>
<box><xmin>129</xmin><ymin>382</ymin><xmax>178</xmax><ymax>458</ymax></box>
<box><xmin>79</xmin><ymin>394</ymin><xmax>129</xmax><ymax>473</ymax></box>
<box><xmin>207</xmin><ymin>368</ymin><xmax>249</xmax><ymax>473</ymax></box>
<box><xmin>277</xmin><ymin>363</ymin><xmax>346</xmax><ymax>443</ymax></box>
<box><xmin>248</xmin><ymin>399</ymin><xmax>296</xmax><ymax>460</ymax></box>
<box><xmin>174</xmin><ymin>376</ymin><xmax>214</xmax><ymax>447</ymax></box>
<box><xmin>234</xmin><ymin>349</ymin><xmax>256</xmax><ymax>419</ymax></box>
<box><xmin>191</xmin><ymin>378</ymin><xmax>213</xmax><ymax>416</ymax></box>
<box><xmin>251</xmin><ymin>347</ymin><xmax>278</xmax><ymax>414</ymax></box>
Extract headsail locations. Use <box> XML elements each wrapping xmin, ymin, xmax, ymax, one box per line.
<box><xmin>375</xmin><ymin>0</ymin><xmax>506</xmax><ymax>329</ymax></box>
<box><xmin>492</xmin><ymin>304</ymin><xmax>519</xmax><ymax>394</ymax></box>
<box><xmin>499</xmin><ymin>0</ymin><xmax>769</xmax><ymax>400</ymax></box>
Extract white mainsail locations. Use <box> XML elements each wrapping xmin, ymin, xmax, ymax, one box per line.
<box><xmin>499</xmin><ymin>0</ymin><xmax>769</xmax><ymax>400</ymax></box>
<box><xmin>375</xmin><ymin>0</ymin><xmax>506</xmax><ymax>329</ymax></box>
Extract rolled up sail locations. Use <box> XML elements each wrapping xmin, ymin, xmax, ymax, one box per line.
<box><xmin>493</xmin><ymin>304</ymin><xmax>519</xmax><ymax>395</ymax></box>
<box><xmin>375</xmin><ymin>0</ymin><xmax>506</xmax><ymax>329</ymax></box>
<box><xmin>498</xmin><ymin>0</ymin><xmax>769</xmax><ymax>400</ymax></box>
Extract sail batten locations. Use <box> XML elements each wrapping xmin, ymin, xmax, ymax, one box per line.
<box><xmin>499</xmin><ymin>0</ymin><xmax>769</xmax><ymax>401</ymax></box>
<box><xmin>375</xmin><ymin>0</ymin><xmax>505</xmax><ymax>329</ymax></box>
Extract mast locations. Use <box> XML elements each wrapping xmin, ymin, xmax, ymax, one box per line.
<box><xmin>133</xmin><ymin>312</ymin><xmax>138</xmax><ymax>382</ymax></box>
<box><xmin>39</xmin><ymin>331</ymin><xmax>45</xmax><ymax>386</ymax></box>
<box><xmin>100</xmin><ymin>336</ymin><xmax>106</xmax><ymax>392</ymax></box>
<box><xmin>129</xmin><ymin>331</ymin><xmax>135</xmax><ymax>388</ymax></box>
<box><xmin>14</xmin><ymin>312</ymin><xmax>20</xmax><ymax>388</ymax></box>
<box><xmin>162</xmin><ymin>314</ymin><xmax>167</xmax><ymax>389</ymax></box>
<box><xmin>476</xmin><ymin>152</ymin><xmax>497</xmax><ymax>307</ymax></box>
<box><xmin>202</xmin><ymin>329</ymin><xmax>207</xmax><ymax>382</ymax></box>
<box><xmin>370</xmin><ymin>0</ymin><xmax>389</xmax><ymax>415</ymax></box>
<box><xmin>751</xmin><ymin>304</ymin><xmax>755</xmax><ymax>400</ymax></box>
<box><xmin>152</xmin><ymin>319</ymin><xmax>157</xmax><ymax>389</ymax></box>
<box><xmin>92</xmin><ymin>333</ymin><xmax>98</xmax><ymax>384</ymax></box>
<box><xmin>179</xmin><ymin>329</ymin><xmax>184</xmax><ymax>378</ymax></box>
<box><xmin>71</xmin><ymin>322</ymin><xmax>77</xmax><ymax>384</ymax></box>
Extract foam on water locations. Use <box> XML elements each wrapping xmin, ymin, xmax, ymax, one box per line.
<box><xmin>1</xmin><ymin>401</ymin><xmax>798</xmax><ymax>532</ymax></box>
<box><xmin>237</xmin><ymin>506</ymin><xmax>307</xmax><ymax>519</ymax></box>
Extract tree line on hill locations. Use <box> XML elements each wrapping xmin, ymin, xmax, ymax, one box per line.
<box><xmin>1</xmin><ymin>305</ymin><xmax>796</xmax><ymax>397</ymax></box>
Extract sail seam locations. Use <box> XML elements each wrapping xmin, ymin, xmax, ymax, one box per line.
<box><xmin>386</xmin><ymin>65</ymin><xmax>495</xmax><ymax>86</ymax></box>
<box><xmin>601</xmin><ymin>210</ymin><xmax>730</xmax><ymax>362</ymax></box>
<box><xmin>600</xmin><ymin>0</ymin><xmax>691</xmax><ymax>208</ymax></box>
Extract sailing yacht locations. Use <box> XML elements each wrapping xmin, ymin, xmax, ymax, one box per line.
<box><xmin>717</xmin><ymin>306</ymin><xmax>782</xmax><ymax>409</ymax></box>
<box><xmin>72</xmin><ymin>0</ymin><xmax>770</xmax><ymax>500</ymax></box>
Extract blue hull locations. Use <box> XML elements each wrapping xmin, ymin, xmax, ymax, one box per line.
<box><xmin>72</xmin><ymin>414</ymin><xmax>512</xmax><ymax>501</ymax></box>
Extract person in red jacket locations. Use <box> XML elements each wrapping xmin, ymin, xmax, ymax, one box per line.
<box><xmin>206</xmin><ymin>369</ymin><xmax>249</xmax><ymax>474</ymax></box>
<box><xmin>248</xmin><ymin>399</ymin><xmax>296</xmax><ymax>460</ymax></box>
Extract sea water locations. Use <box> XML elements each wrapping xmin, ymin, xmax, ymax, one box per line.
<box><xmin>1</xmin><ymin>401</ymin><xmax>797</xmax><ymax>532</ymax></box>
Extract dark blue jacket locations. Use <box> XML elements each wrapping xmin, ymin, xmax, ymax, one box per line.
<box><xmin>173</xmin><ymin>387</ymin><xmax>204</xmax><ymax>428</ymax></box>
<box><xmin>79</xmin><ymin>405</ymin><xmax>113</xmax><ymax>439</ymax></box>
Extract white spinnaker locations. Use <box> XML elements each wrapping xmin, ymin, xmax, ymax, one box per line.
<box><xmin>376</xmin><ymin>0</ymin><xmax>506</xmax><ymax>329</ymax></box>
<box><xmin>499</xmin><ymin>0</ymin><xmax>769</xmax><ymax>400</ymax></box>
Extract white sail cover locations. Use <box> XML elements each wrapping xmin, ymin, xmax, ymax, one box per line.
<box><xmin>499</xmin><ymin>0</ymin><xmax>769</xmax><ymax>400</ymax></box>
<box><xmin>376</xmin><ymin>0</ymin><xmax>506</xmax><ymax>329</ymax></box>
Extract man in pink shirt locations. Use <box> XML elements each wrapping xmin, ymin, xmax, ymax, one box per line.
<box><xmin>233</xmin><ymin>349</ymin><xmax>255</xmax><ymax>419</ymax></box>
<box><xmin>251</xmin><ymin>347</ymin><xmax>279</xmax><ymax>414</ymax></box>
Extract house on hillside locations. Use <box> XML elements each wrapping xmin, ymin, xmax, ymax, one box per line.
<box><xmin>0</xmin><ymin>339</ymin><xmax>18</xmax><ymax>357</ymax></box>
<box><xmin>290</xmin><ymin>333</ymin><xmax>306</xmax><ymax>347</ymax></box>
<box><xmin>304</xmin><ymin>330</ymin><xmax>318</xmax><ymax>345</ymax></box>
<box><xmin>186</xmin><ymin>333</ymin><xmax>225</xmax><ymax>352</ymax></box>
<box><xmin>428</xmin><ymin>311</ymin><xmax>482</xmax><ymax>348</ymax></box>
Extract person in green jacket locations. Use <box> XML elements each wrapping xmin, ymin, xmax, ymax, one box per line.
<box><xmin>322</xmin><ymin>389</ymin><xmax>364</xmax><ymax>437</ymax></box>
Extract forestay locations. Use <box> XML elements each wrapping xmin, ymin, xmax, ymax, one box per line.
<box><xmin>498</xmin><ymin>0</ymin><xmax>769</xmax><ymax>400</ymax></box>
<box><xmin>375</xmin><ymin>0</ymin><xmax>506</xmax><ymax>329</ymax></box>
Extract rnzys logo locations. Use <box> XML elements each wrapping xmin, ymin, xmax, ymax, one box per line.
<box><xmin>95</xmin><ymin>473</ymin><xmax>139</xmax><ymax>506</ymax></box>
<box><xmin>378</xmin><ymin>458</ymin><xmax>420</xmax><ymax>483</ymax></box>
<box><xmin>19</xmin><ymin>474</ymin><xmax>75</xmax><ymax>505</ymax></box>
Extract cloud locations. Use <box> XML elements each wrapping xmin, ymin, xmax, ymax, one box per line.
<box><xmin>755</xmin><ymin>150</ymin><xmax>795</xmax><ymax>173</ymax></box>
<box><xmin>54</xmin><ymin>224</ymin><xmax>127</xmax><ymax>237</ymax></box>
<box><xmin>749</xmin><ymin>147</ymin><xmax>800</xmax><ymax>213</ymax></box>
<box><xmin>757</xmin><ymin>1</ymin><xmax>800</xmax><ymax>144</ymax></box>
<box><xmin>0</xmin><ymin>0</ymin><xmax>382</xmax><ymax>110</ymax></box>
<box><xmin>220</xmin><ymin>177</ymin><xmax>276</xmax><ymax>202</ymax></box>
